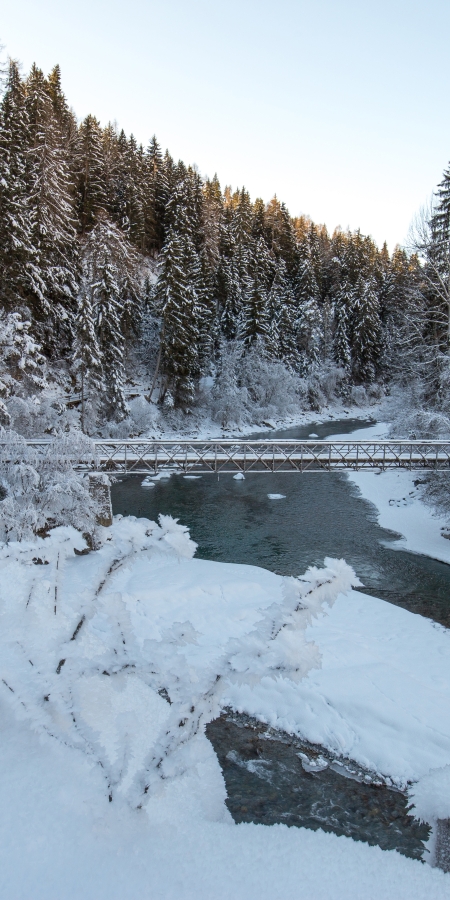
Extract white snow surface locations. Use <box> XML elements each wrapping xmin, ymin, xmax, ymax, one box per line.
<box><xmin>1</xmin><ymin>515</ymin><xmax>450</xmax><ymax>897</ymax></box>
<box><xmin>409</xmin><ymin>765</ymin><xmax>450</xmax><ymax>825</ymax></box>
<box><xmin>327</xmin><ymin>423</ymin><xmax>450</xmax><ymax>565</ymax></box>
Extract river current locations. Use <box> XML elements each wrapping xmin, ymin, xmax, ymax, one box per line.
<box><xmin>111</xmin><ymin>417</ymin><xmax>450</xmax><ymax>860</ymax></box>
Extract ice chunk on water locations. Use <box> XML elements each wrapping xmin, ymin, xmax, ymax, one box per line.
<box><xmin>233</xmin><ymin>472</ymin><xmax>245</xmax><ymax>480</ymax></box>
<box><xmin>268</xmin><ymin>494</ymin><xmax>286</xmax><ymax>500</ymax></box>
<box><xmin>298</xmin><ymin>752</ymin><xmax>329</xmax><ymax>772</ymax></box>
<box><xmin>309</xmin><ymin>433</ymin><xmax>319</xmax><ymax>438</ymax></box>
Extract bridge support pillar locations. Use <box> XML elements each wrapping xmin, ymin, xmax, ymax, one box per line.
<box><xmin>435</xmin><ymin>818</ymin><xmax>450</xmax><ymax>872</ymax></box>
<box><xmin>88</xmin><ymin>472</ymin><xmax>113</xmax><ymax>527</ymax></box>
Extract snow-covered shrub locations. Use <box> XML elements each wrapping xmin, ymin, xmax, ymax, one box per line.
<box><xmin>6</xmin><ymin>394</ymin><xmax>79</xmax><ymax>437</ymax></box>
<box><xmin>128</xmin><ymin>395</ymin><xmax>160</xmax><ymax>434</ymax></box>
<box><xmin>0</xmin><ymin>514</ymin><xmax>357</xmax><ymax>808</ymax></box>
<box><xmin>101</xmin><ymin>397</ymin><xmax>160</xmax><ymax>438</ymax></box>
<box><xmin>239</xmin><ymin>344</ymin><xmax>304</xmax><ymax>420</ymax></box>
<box><xmin>209</xmin><ymin>342</ymin><xmax>249</xmax><ymax>428</ymax></box>
<box><xmin>350</xmin><ymin>384</ymin><xmax>368</xmax><ymax>407</ymax></box>
<box><xmin>210</xmin><ymin>341</ymin><xmax>304</xmax><ymax>427</ymax></box>
<box><xmin>0</xmin><ymin>428</ymin><xmax>98</xmax><ymax>541</ymax></box>
<box><xmin>385</xmin><ymin>384</ymin><xmax>450</xmax><ymax>440</ymax></box>
<box><xmin>306</xmin><ymin>364</ymin><xmax>347</xmax><ymax>411</ymax></box>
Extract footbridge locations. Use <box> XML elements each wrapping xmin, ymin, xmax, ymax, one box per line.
<box><xmin>77</xmin><ymin>439</ymin><xmax>450</xmax><ymax>474</ymax></box>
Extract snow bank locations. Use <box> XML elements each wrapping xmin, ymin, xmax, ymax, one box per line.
<box><xmin>0</xmin><ymin>517</ymin><xmax>355</xmax><ymax>808</ymax></box>
<box><xmin>1</xmin><ymin>515</ymin><xmax>450</xmax><ymax>896</ymax></box>
<box><xmin>409</xmin><ymin>766</ymin><xmax>450</xmax><ymax>826</ymax></box>
<box><xmin>228</xmin><ymin>589</ymin><xmax>450</xmax><ymax>787</ymax></box>
<box><xmin>326</xmin><ymin>422</ymin><xmax>450</xmax><ymax>565</ymax></box>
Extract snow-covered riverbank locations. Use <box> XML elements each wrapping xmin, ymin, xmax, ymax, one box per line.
<box><xmin>1</xmin><ymin>517</ymin><xmax>449</xmax><ymax>898</ymax></box>
<box><xmin>329</xmin><ymin>422</ymin><xmax>450</xmax><ymax>566</ymax></box>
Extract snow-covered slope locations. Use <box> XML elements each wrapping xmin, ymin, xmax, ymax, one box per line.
<box><xmin>1</xmin><ymin>516</ymin><xmax>449</xmax><ymax>898</ymax></box>
<box><xmin>327</xmin><ymin>422</ymin><xmax>450</xmax><ymax>565</ymax></box>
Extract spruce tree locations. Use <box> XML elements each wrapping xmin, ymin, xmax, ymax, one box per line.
<box><xmin>239</xmin><ymin>237</ymin><xmax>272</xmax><ymax>350</ymax></box>
<box><xmin>333</xmin><ymin>279</ymin><xmax>352</xmax><ymax>371</ymax></box>
<box><xmin>196</xmin><ymin>248</ymin><xmax>218</xmax><ymax>373</ymax></box>
<box><xmin>155</xmin><ymin>228</ymin><xmax>200</xmax><ymax>407</ymax></box>
<box><xmin>81</xmin><ymin>219</ymin><xmax>141</xmax><ymax>419</ymax></box>
<box><xmin>0</xmin><ymin>60</ymin><xmax>44</xmax><ymax>313</ymax></box>
<box><xmin>73</xmin><ymin>283</ymin><xmax>103</xmax><ymax>432</ymax></box>
<box><xmin>26</xmin><ymin>64</ymin><xmax>79</xmax><ymax>347</ymax></box>
<box><xmin>74</xmin><ymin>115</ymin><xmax>106</xmax><ymax>233</ymax></box>
<box><xmin>269</xmin><ymin>258</ymin><xmax>298</xmax><ymax>369</ymax></box>
<box><xmin>430</xmin><ymin>163</ymin><xmax>450</xmax><ymax>275</ymax></box>
<box><xmin>352</xmin><ymin>275</ymin><xmax>381</xmax><ymax>383</ymax></box>
<box><xmin>296</xmin><ymin>250</ymin><xmax>323</xmax><ymax>370</ymax></box>
<box><xmin>202</xmin><ymin>174</ymin><xmax>223</xmax><ymax>269</ymax></box>
<box><xmin>143</xmin><ymin>135</ymin><xmax>168</xmax><ymax>255</ymax></box>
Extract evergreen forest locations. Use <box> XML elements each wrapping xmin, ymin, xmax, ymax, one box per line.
<box><xmin>1</xmin><ymin>58</ymin><xmax>450</xmax><ymax>437</ymax></box>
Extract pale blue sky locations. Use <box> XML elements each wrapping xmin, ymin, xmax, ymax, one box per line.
<box><xmin>2</xmin><ymin>0</ymin><xmax>449</xmax><ymax>249</ymax></box>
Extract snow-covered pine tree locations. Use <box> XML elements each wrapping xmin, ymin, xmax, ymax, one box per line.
<box><xmin>74</xmin><ymin>114</ymin><xmax>107</xmax><ymax>234</ymax></box>
<box><xmin>238</xmin><ymin>236</ymin><xmax>273</xmax><ymax>351</ymax></box>
<box><xmin>296</xmin><ymin>249</ymin><xmax>323</xmax><ymax>371</ymax></box>
<box><xmin>26</xmin><ymin>64</ymin><xmax>79</xmax><ymax>349</ymax></box>
<box><xmin>94</xmin><ymin>262</ymin><xmax>127</xmax><ymax>419</ymax></box>
<box><xmin>269</xmin><ymin>258</ymin><xmax>299</xmax><ymax>370</ymax></box>
<box><xmin>143</xmin><ymin>135</ymin><xmax>168</xmax><ymax>255</ymax></box>
<box><xmin>46</xmin><ymin>64</ymin><xmax>77</xmax><ymax>148</ymax></box>
<box><xmin>0</xmin><ymin>310</ymin><xmax>46</xmax><ymax>424</ymax></box>
<box><xmin>114</xmin><ymin>132</ymin><xmax>145</xmax><ymax>249</ymax></box>
<box><xmin>202</xmin><ymin>174</ymin><xmax>223</xmax><ymax>270</ymax></box>
<box><xmin>430</xmin><ymin>162</ymin><xmax>450</xmax><ymax>277</ymax></box>
<box><xmin>265</xmin><ymin>197</ymin><xmax>298</xmax><ymax>281</ymax></box>
<box><xmin>252</xmin><ymin>197</ymin><xmax>266</xmax><ymax>240</ymax></box>
<box><xmin>0</xmin><ymin>60</ymin><xmax>44</xmax><ymax>313</ymax></box>
<box><xmin>72</xmin><ymin>283</ymin><xmax>103</xmax><ymax>432</ymax></box>
<box><xmin>81</xmin><ymin>219</ymin><xmax>141</xmax><ymax>419</ymax></box>
<box><xmin>196</xmin><ymin>248</ymin><xmax>218</xmax><ymax>374</ymax></box>
<box><xmin>352</xmin><ymin>275</ymin><xmax>381</xmax><ymax>383</ymax></box>
<box><xmin>333</xmin><ymin>277</ymin><xmax>353</xmax><ymax>371</ymax></box>
<box><xmin>155</xmin><ymin>228</ymin><xmax>200</xmax><ymax>407</ymax></box>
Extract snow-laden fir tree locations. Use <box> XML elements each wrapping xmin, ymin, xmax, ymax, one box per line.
<box><xmin>238</xmin><ymin>236</ymin><xmax>273</xmax><ymax>350</ymax></box>
<box><xmin>333</xmin><ymin>277</ymin><xmax>353</xmax><ymax>371</ymax></box>
<box><xmin>73</xmin><ymin>282</ymin><xmax>103</xmax><ymax>432</ymax></box>
<box><xmin>0</xmin><ymin>310</ymin><xmax>46</xmax><ymax>424</ymax></box>
<box><xmin>0</xmin><ymin>60</ymin><xmax>44</xmax><ymax>313</ymax></box>
<box><xmin>154</xmin><ymin>228</ymin><xmax>200</xmax><ymax>407</ymax></box>
<box><xmin>26</xmin><ymin>64</ymin><xmax>79</xmax><ymax>348</ymax></box>
<box><xmin>196</xmin><ymin>248</ymin><xmax>218</xmax><ymax>374</ymax></box>
<box><xmin>269</xmin><ymin>258</ymin><xmax>299</xmax><ymax>370</ymax></box>
<box><xmin>352</xmin><ymin>275</ymin><xmax>381</xmax><ymax>383</ymax></box>
<box><xmin>74</xmin><ymin>114</ymin><xmax>106</xmax><ymax>234</ymax></box>
<box><xmin>296</xmin><ymin>249</ymin><xmax>323</xmax><ymax>371</ymax></box>
<box><xmin>143</xmin><ymin>135</ymin><xmax>168</xmax><ymax>255</ymax></box>
<box><xmin>81</xmin><ymin>219</ymin><xmax>141</xmax><ymax>419</ymax></box>
<box><xmin>202</xmin><ymin>174</ymin><xmax>223</xmax><ymax>270</ymax></box>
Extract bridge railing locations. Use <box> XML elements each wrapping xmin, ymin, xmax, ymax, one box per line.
<box><xmin>86</xmin><ymin>439</ymin><xmax>450</xmax><ymax>473</ymax></box>
<box><xmin>2</xmin><ymin>439</ymin><xmax>449</xmax><ymax>474</ymax></box>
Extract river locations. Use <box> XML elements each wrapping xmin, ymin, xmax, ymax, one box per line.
<box><xmin>111</xmin><ymin>417</ymin><xmax>450</xmax><ymax>860</ymax></box>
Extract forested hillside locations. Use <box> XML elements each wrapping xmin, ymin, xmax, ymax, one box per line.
<box><xmin>1</xmin><ymin>58</ymin><xmax>450</xmax><ymax>436</ymax></box>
